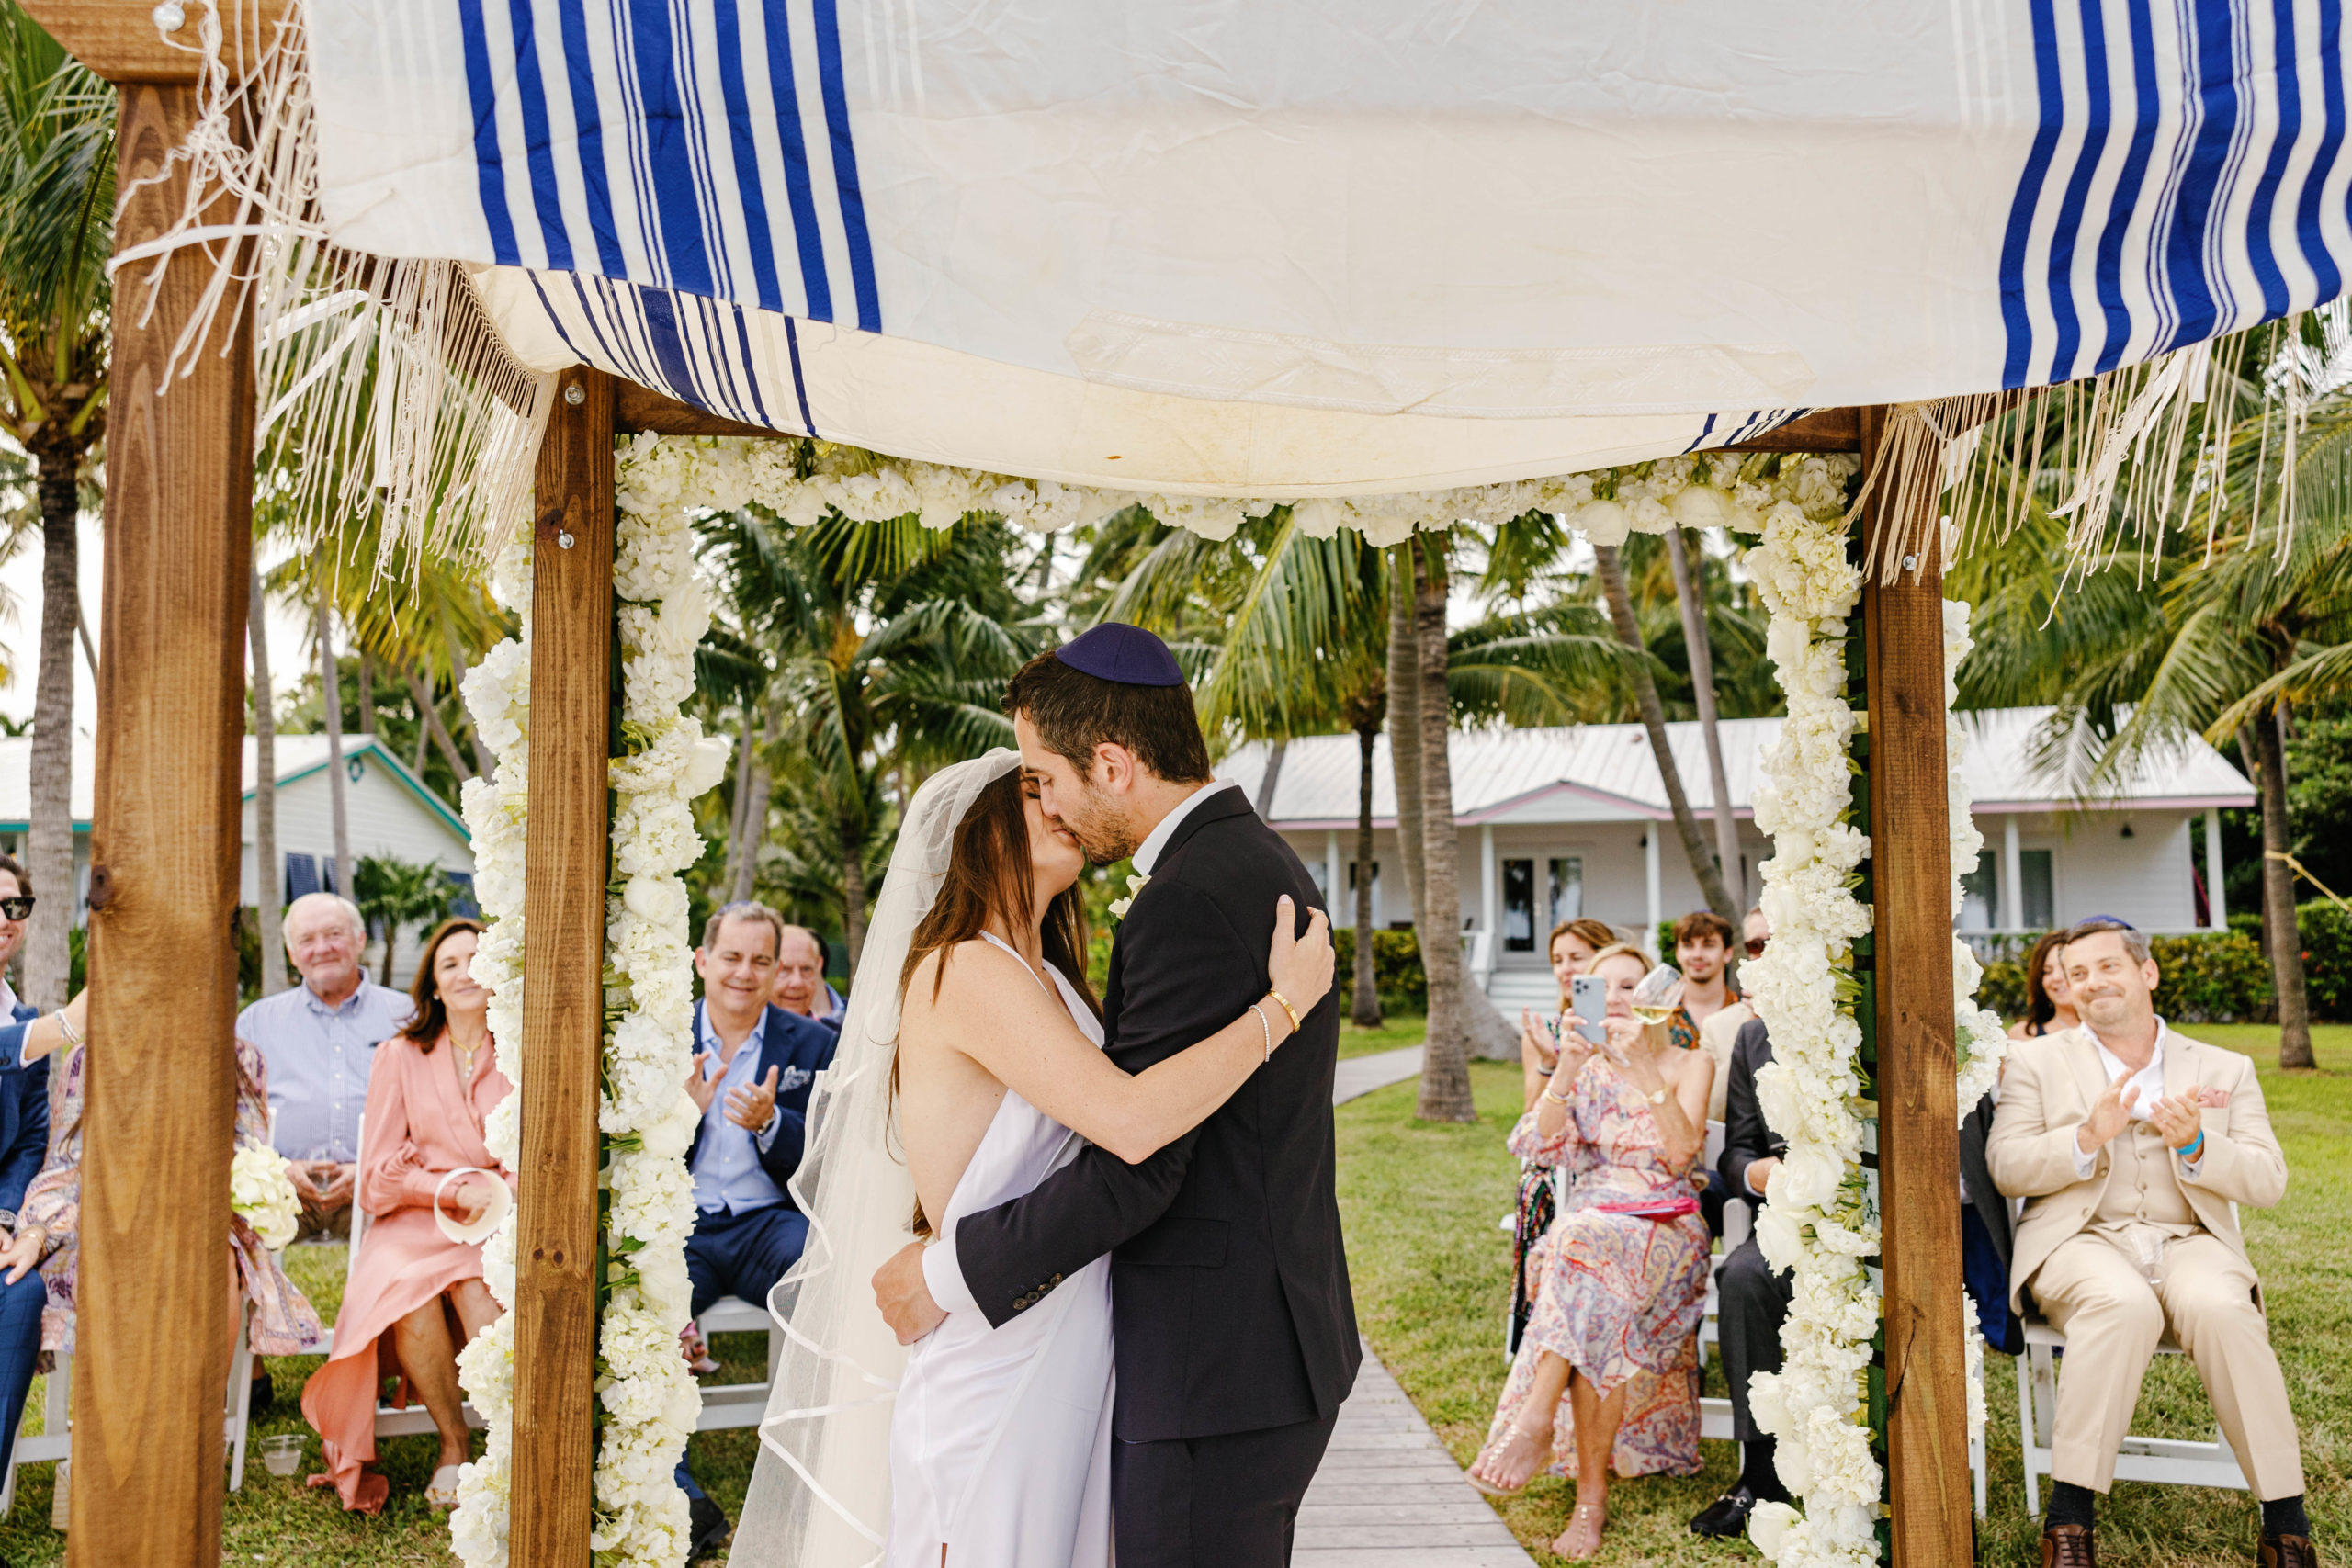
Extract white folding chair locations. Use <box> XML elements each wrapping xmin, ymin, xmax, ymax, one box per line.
<box><xmin>693</xmin><ymin>1292</ymin><xmax>786</xmax><ymax>1431</ymax></box>
<box><xmin>2013</xmin><ymin>1201</ymin><xmax>2252</xmax><ymax>1515</ymax></box>
<box><xmin>1697</xmin><ymin>1120</ymin><xmax>1740</xmax><ymax>1442</ymax></box>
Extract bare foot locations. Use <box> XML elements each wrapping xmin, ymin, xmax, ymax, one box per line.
<box><xmin>1468</xmin><ymin>1421</ymin><xmax>1554</xmax><ymax>1496</ymax></box>
<box><xmin>1552</xmin><ymin>1499</ymin><xmax>1607</xmax><ymax>1561</ymax></box>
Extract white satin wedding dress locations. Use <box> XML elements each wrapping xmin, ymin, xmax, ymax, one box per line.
<box><xmin>886</xmin><ymin>929</ymin><xmax>1116</xmax><ymax>1568</ymax></box>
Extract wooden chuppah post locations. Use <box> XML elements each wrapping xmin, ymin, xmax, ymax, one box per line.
<box><xmin>1858</xmin><ymin>407</ymin><xmax>1970</xmax><ymax>1567</ymax></box>
<box><xmin>76</xmin><ymin>81</ymin><xmax>254</xmax><ymax>1567</ymax></box>
<box><xmin>512</xmin><ymin>366</ymin><xmax>616</xmax><ymax>1564</ymax></box>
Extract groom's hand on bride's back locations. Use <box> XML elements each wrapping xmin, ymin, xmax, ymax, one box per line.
<box><xmin>1267</xmin><ymin>896</ymin><xmax>1337</xmax><ymax>1016</ymax></box>
<box><xmin>874</xmin><ymin>1241</ymin><xmax>946</xmax><ymax>1344</ymax></box>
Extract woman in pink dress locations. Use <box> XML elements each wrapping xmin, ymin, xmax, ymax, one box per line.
<box><xmin>1466</xmin><ymin>943</ymin><xmax>1714</xmax><ymax>1562</ymax></box>
<box><xmin>301</xmin><ymin>918</ymin><xmax>513</xmax><ymax>1513</ymax></box>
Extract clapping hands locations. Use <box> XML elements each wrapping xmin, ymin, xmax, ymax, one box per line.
<box><xmin>2076</xmin><ymin>1070</ymin><xmax>2139</xmax><ymax>1154</ymax></box>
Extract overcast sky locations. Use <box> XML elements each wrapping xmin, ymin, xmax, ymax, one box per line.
<box><xmin>0</xmin><ymin>513</ymin><xmax>316</xmax><ymax>733</ymax></box>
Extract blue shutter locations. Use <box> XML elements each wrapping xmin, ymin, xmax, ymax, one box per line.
<box><xmin>286</xmin><ymin>853</ymin><xmax>320</xmax><ymax>901</ymax></box>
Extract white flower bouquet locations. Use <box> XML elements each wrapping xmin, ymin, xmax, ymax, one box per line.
<box><xmin>229</xmin><ymin>1144</ymin><xmax>302</xmax><ymax>1252</ymax></box>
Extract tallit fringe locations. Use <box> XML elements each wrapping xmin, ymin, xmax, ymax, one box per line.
<box><xmin>107</xmin><ymin>0</ymin><xmax>552</xmax><ymax>574</ymax></box>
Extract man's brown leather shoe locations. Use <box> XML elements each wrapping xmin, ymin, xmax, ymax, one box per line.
<box><xmin>2041</xmin><ymin>1523</ymin><xmax>2096</xmax><ymax>1568</ymax></box>
<box><xmin>2261</xmin><ymin>1534</ymin><xmax>2319</xmax><ymax>1568</ymax></box>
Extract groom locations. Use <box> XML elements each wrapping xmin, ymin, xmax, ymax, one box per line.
<box><xmin>874</xmin><ymin>622</ymin><xmax>1361</xmax><ymax>1567</ymax></box>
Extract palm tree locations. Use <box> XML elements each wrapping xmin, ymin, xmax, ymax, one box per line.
<box><xmin>352</xmin><ymin>853</ymin><xmax>458</xmax><ymax>985</ymax></box>
<box><xmin>1340</xmin><ymin>682</ymin><xmax>1385</xmax><ymax>1027</ymax></box>
<box><xmin>1668</xmin><ymin>528</ymin><xmax>1744</xmax><ymax>910</ymax></box>
<box><xmin>1948</xmin><ymin>337</ymin><xmax>2352</xmax><ymax>1068</ymax></box>
<box><xmin>0</xmin><ymin>6</ymin><xmax>110</xmax><ymax>1006</ymax></box>
<box><xmin>701</xmin><ymin>503</ymin><xmax>1033</xmax><ymax>965</ymax></box>
<box><xmin>249</xmin><ymin>564</ymin><xmax>288</xmax><ymax>993</ymax></box>
<box><xmin>1594</xmin><ymin>542</ymin><xmax>1738</xmax><ymax>927</ymax></box>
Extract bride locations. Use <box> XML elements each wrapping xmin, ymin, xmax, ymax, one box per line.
<box><xmin>729</xmin><ymin>750</ymin><xmax>1333</xmax><ymax>1568</ymax></box>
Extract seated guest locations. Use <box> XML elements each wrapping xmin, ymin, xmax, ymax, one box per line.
<box><xmin>0</xmin><ymin>858</ymin><xmax>55</xmax><ymax>1479</ymax></box>
<box><xmin>17</xmin><ymin>992</ymin><xmax>322</xmax><ymax>1371</ymax></box>
<box><xmin>1518</xmin><ymin>917</ymin><xmax>1618</xmax><ymax>1112</ymax></box>
<box><xmin>1989</xmin><ymin>920</ymin><xmax>2310</xmax><ymax>1568</ymax></box>
<box><xmin>2007</xmin><ymin>928</ymin><xmax>2082</xmax><ymax>1041</ymax></box>
<box><xmin>1694</xmin><ymin>908</ymin><xmax>1768</xmax><ymax>1123</ymax></box>
<box><xmin>1469</xmin><ymin>943</ymin><xmax>1714</xmax><ymax>1562</ymax></box>
<box><xmin>302</xmin><ymin>918</ymin><xmax>514</xmax><ymax>1513</ymax></box>
<box><xmin>769</xmin><ymin>923</ymin><xmax>845</xmax><ymax>1030</ymax></box>
<box><xmin>1664</xmin><ymin>910</ymin><xmax>1740</xmax><ymax>1057</ymax></box>
<box><xmin>238</xmin><ymin>892</ymin><xmax>413</xmax><ymax>1241</ymax></box>
<box><xmin>1687</xmin><ymin>1013</ymin><xmax>2017</xmax><ymax>1539</ymax></box>
<box><xmin>676</xmin><ymin>902</ymin><xmax>840</xmax><ymax>1561</ymax></box>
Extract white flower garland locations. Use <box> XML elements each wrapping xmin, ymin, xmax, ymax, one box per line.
<box><xmin>448</xmin><ymin>439</ymin><xmax>730</xmax><ymax>1568</ymax></box>
<box><xmin>605</xmin><ymin>441</ymin><xmax>1848</xmax><ymax>547</ymax></box>
<box><xmin>451</xmin><ymin>537</ymin><xmax>533</xmax><ymax>1567</ymax></box>
<box><xmin>1736</xmin><ymin>504</ymin><xmax>2007</xmax><ymax>1567</ymax></box>
<box><xmin>1731</xmin><ymin>491</ymin><xmax>1883</xmax><ymax>1568</ymax></box>
<box><xmin>593</xmin><ymin>434</ymin><xmax>734</xmax><ymax>1565</ymax></box>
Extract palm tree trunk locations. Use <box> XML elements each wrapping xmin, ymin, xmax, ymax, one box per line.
<box><xmin>2245</xmin><ymin>716</ymin><xmax>2314</xmax><ymax>1068</ymax></box>
<box><xmin>23</xmin><ymin>449</ymin><xmax>80</xmax><ymax>1009</ymax></box>
<box><xmin>356</xmin><ymin>649</ymin><xmax>377</xmax><ymax>735</ymax></box>
<box><xmin>732</xmin><ymin>753</ymin><xmax>775</xmax><ymax>906</ymax></box>
<box><xmin>1385</xmin><ymin>550</ymin><xmax>1427</xmax><ymax>932</ymax></box>
<box><xmin>839</xmin><ymin>813</ymin><xmax>869</xmax><ymax>971</ymax></box>
<box><xmin>402</xmin><ymin>667</ymin><xmax>475</xmax><ymax>783</ymax></box>
<box><xmin>1594</xmin><ymin>543</ymin><xmax>1736</xmax><ymax>926</ymax></box>
<box><xmin>317</xmin><ymin>596</ymin><xmax>353</xmax><ymax>895</ymax></box>
<box><xmin>724</xmin><ymin>710</ymin><xmax>759</xmax><ymax>894</ymax></box>
<box><xmin>1254</xmin><ymin>738</ymin><xmax>1289</xmax><ymax>817</ymax></box>
<box><xmin>250</xmin><ymin>566</ymin><xmax>288</xmax><ymax>996</ymax></box>
<box><xmin>1667</xmin><ymin>528</ymin><xmax>1744</xmax><ymax>912</ymax></box>
<box><xmin>1411</xmin><ymin>537</ymin><xmax>1476</xmax><ymax>1123</ymax></box>
<box><xmin>1351</xmin><ymin>716</ymin><xmax>1382</xmax><ymax>1028</ymax></box>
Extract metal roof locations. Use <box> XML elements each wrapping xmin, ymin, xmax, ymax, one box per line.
<box><xmin>1219</xmin><ymin>708</ymin><xmax>2256</xmax><ymax>828</ymax></box>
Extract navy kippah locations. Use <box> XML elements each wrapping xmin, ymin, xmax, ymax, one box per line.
<box><xmin>1057</xmin><ymin>623</ymin><xmax>1185</xmax><ymax>687</ymax></box>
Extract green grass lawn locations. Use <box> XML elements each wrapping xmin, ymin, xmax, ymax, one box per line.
<box><xmin>1336</xmin><ymin>1039</ymin><xmax>2348</xmax><ymax>1566</ymax></box>
<box><xmin>1340</xmin><ymin>1009</ymin><xmax>1427</xmax><ymax>1059</ymax></box>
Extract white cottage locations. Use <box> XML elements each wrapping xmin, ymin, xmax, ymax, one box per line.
<box><xmin>0</xmin><ymin>733</ymin><xmax>475</xmax><ymax>985</ymax></box>
<box><xmin>1218</xmin><ymin>707</ymin><xmax>2255</xmax><ymax>1012</ymax></box>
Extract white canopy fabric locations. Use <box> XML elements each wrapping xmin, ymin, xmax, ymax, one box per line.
<box><xmin>302</xmin><ymin>0</ymin><xmax>2352</xmax><ymax>491</ymax></box>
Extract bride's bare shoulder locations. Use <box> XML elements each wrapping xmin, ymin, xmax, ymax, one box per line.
<box><xmin>900</xmin><ymin>940</ymin><xmax>1032</xmax><ymax>1021</ymax></box>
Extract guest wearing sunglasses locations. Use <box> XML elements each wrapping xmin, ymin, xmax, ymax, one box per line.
<box><xmin>0</xmin><ymin>857</ymin><xmax>53</xmax><ymax>1487</ymax></box>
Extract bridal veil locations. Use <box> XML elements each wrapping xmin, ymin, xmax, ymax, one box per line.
<box><xmin>727</xmin><ymin>749</ymin><xmax>1023</xmax><ymax>1567</ymax></box>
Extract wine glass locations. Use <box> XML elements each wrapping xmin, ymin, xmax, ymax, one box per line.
<box><xmin>1626</xmin><ymin>964</ymin><xmax>1684</xmax><ymax>1030</ymax></box>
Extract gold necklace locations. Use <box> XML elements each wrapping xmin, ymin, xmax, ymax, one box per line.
<box><xmin>450</xmin><ymin>1032</ymin><xmax>482</xmax><ymax>1080</ymax></box>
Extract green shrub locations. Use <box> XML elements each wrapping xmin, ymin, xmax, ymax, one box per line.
<box><xmin>2297</xmin><ymin>899</ymin><xmax>2352</xmax><ymax>1021</ymax></box>
<box><xmin>1333</xmin><ymin>927</ymin><xmax>1427</xmax><ymax>1012</ymax></box>
<box><xmin>2149</xmin><ymin>931</ymin><xmax>2272</xmax><ymax>1024</ymax></box>
<box><xmin>1975</xmin><ymin>952</ymin><xmax>2030</xmax><ymax>1023</ymax></box>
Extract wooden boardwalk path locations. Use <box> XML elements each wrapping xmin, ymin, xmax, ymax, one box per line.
<box><xmin>1309</xmin><ymin>1046</ymin><xmax>1535</xmax><ymax>1565</ymax></box>
<box><xmin>1295</xmin><ymin>1344</ymin><xmax>1534</xmax><ymax>1567</ymax></box>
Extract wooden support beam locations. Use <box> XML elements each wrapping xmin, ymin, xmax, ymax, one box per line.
<box><xmin>1715</xmin><ymin>406</ymin><xmax>1863</xmax><ymax>454</ymax></box>
<box><xmin>74</xmin><ymin>80</ymin><xmax>252</xmax><ymax>1568</ymax></box>
<box><xmin>512</xmin><ymin>367</ymin><xmax>615</xmax><ymax>1567</ymax></box>
<box><xmin>19</xmin><ymin>0</ymin><xmax>289</xmax><ymax>84</ymax></box>
<box><xmin>1859</xmin><ymin>405</ymin><xmax>1970</xmax><ymax>1568</ymax></box>
<box><xmin>614</xmin><ymin>380</ymin><xmax>780</xmax><ymax>438</ymax></box>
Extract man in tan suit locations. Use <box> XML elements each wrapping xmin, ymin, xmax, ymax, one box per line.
<box><xmin>1988</xmin><ymin>919</ymin><xmax>2312</xmax><ymax>1568</ymax></box>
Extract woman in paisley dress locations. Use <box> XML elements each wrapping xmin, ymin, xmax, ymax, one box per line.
<box><xmin>1467</xmin><ymin>943</ymin><xmax>1713</xmax><ymax>1562</ymax></box>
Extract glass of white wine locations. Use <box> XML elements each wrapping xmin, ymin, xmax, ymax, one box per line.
<box><xmin>1626</xmin><ymin>964</ymin><xmax>1684</xmax><ymax>1031</ymax></box>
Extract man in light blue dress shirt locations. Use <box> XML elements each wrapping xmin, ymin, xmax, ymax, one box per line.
<box><xmin>234</xmin><ymin>893</ymin><xmax>413</xmax><ymax>1240</ymax></box>
<box><xmin>675</xmin><ymin>903</ymin><xmax>839</xmax><ymax>1561</ymax></box>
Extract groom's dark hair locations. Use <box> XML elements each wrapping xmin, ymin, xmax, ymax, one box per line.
<box><xmin>1004</xmin><ymin>649</ymin><xmax>1213</xmax><ymax>784</ymax></box>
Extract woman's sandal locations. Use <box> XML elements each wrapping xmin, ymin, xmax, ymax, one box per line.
<box><xmin>1466</xmin><ymin>1422</ymin><xmax>1554</xmax><ymax>1497</ymax></box>
<box><xmin>426</xmin><ymin>1463</ymin><xmax>464</xmax><ymax>1509</ymax></box>
<box><xmin>1554</xmin><ymin>1500</ymin><xmax>1607</xmax><ymax>1562</ymax></box>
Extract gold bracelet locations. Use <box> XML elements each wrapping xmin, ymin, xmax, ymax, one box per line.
<box><xmin>1265</xmin><ymin>988</ymin><xmax>1301</xmax><ymax>1033</ymax></box>
<box><xmin>1541</xmin><ymin>1086</ymin><xmax>1572</xmax><ymax>1106</ymax></box>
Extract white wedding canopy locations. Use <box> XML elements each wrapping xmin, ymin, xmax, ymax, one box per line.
<box><xmin>304</xmin><ymin>0</ymin><xmax>2352</xmax><ymax>491</ymax></box>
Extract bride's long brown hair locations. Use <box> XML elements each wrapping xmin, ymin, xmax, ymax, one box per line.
<box><xmin>893</xmin><ymin>767</ymin><xmax>1100</xmax><ymax>1235</ymax></box>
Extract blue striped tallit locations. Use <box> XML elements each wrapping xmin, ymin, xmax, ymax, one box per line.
<box><xmin>308</xmin><ymin>0</ymin><xmax>2352</xmax><ymax>485</ymax></box>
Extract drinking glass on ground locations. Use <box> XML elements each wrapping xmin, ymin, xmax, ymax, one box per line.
<box><xmin>261</xmin><ymin>1433</ymin><xmax>306</xmax><ymax>1477</ymax></box>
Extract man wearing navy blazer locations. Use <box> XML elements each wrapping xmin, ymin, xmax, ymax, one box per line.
<box><xmin>675</xmin><ymin>902</ymin><xmax>839</xmax><ymax>1561</ymax></box>
<box><xmin>0</xmin><ymin>856</ymin><xmax>57</xmax><ymax>1481</ymax></box>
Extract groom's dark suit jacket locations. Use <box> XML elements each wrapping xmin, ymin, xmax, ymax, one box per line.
<box><xmin>952</xmin><ymin>789</ymin><xmax>1361</xmax><ymax>1442</ymax></box>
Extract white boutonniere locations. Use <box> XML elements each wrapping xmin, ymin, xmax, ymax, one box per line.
<box><xmin>1108</xmin><ymin>873</ymin><xmax>1150</xmax><ymax>919</ymax></box>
